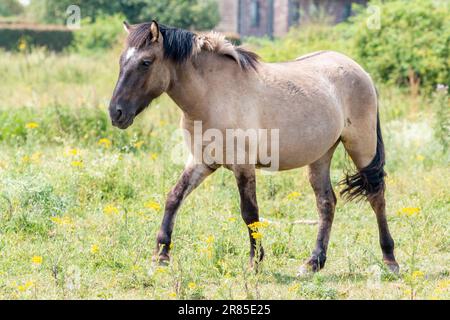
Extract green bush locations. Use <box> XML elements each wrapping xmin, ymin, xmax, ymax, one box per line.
<box><xmin>0</xmin><ymin>26</ymin><xmax>73</xmax><ymax>52</ymax></box>
<box><xmin>71</xmin><ymin>15</ymin><xmax>124</xmax><ymax>53</ymax></box>
<box><xmin>348</xmin><ymin>0</ymin><xmax>450</xmax><ymax>92</ymax></box>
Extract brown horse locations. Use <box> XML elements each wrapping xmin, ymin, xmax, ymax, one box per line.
<box><xmin>109</xmin><ymin>21</ymin><xmax>399</xmax><ymax>275</ymax></box>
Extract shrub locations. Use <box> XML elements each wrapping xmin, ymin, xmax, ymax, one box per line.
<box><xmin>348</xmin><ymin>0</ymin><xmax>450</xmax><ymax>93</ymax></box>
<box><xmin>0</xmin><ymin>25</ymin><xmax>73</xmax><ymax>52</ymax></box>
<box><xmin>71</xmin><ymin>15</ymin><xmax>124</xmax><ymax>53</ymax></box>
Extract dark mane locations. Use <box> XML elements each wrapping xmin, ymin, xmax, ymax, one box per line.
<box><xmin>127</xmin><ymin>22</ymin><xmax>260</xmax><ymax>71</ymax></box>
<box><xmin>128</xmin><ymin>23</ymin><xmax>195</xmax><ymax>64</ymax></box>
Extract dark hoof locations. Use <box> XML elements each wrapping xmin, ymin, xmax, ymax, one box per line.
<box><xmin>384</xmin><ymin>260</ymin><xmax>400</xmax><ymax>274</ymax></box>
<box><xmin>297</xmin><ymin>256</ymin><xmax>325</xmax><ymax>277</ymax></box>
<box><xmin>152</xmin><ymin>254</ymin><xmax>170</xmax><ymax>266</ymax></box>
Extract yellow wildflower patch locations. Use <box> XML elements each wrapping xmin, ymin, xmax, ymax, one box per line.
<box><xmin>25</xmin><ymin>122</ymin><xmax>39</xmax><ymax>129</ymax></box>
<box><xmin>251</xmin><ymin>232</ymin><xmax>263</xmax><ymax>240</ymax></box>
<box><xmin>397</xmin><ymin>207</ymin><xmax>421</xmax><ymax>217</ymax></box>
<box><xmin>31</xmin><ymin>256</ymin><xmax>43</xmax><ymax>265</ymax></box>
<box><xmin>150</xmin><ymin>153</ymin><xmax>158</xmax><ymax>160</ymax></box>
<box><xmin>144</xmin><ymin>201</ymin><xmax>161</xmax><ymax>211</ymax></box>
<box><xmin>103</xmin><ymin>205</ymin><xmax>119</xmax><ymax>216</ymax></box>
<box><xmin>90</xmin><ymin>244</ymin><xmax>100</xmax><ymax>254</ymax></box>
<box><xmin>98</xmin><ymin>138</ymin><xmax>112</xmax><ymax>148</ymax></box>
<box><xmin>188</xmin><ymin>282</ymin><xmax>197</xmax><ymax>290</ymax></box>
<box><xmin>71</xmin><ymin>160</ymin><xmax>83</xmax><ymax>168</ymax></box>
<box><xmin>286</xmin><ymin>191</ymin><xmax>302</xmax><ymax>201</ymax></box>
<box><xmin>134</xmin><ymin>141</ymin><xmax>144</xmax><ymax>149</ymax></box>
<box><xmin>65</xmin><ymin>148</ymin><xmax>79</xmax><ymax>157</ymax></box>
<box><xmin>248</xmin><ymin>220</ymin><xmax>269</xmax><ymax>231</ymax></box>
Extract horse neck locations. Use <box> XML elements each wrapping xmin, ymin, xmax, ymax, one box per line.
<box><xmin>166</xmin><ymin>51</ymin><xmax>250</xmax><ymax>120</ymax></box>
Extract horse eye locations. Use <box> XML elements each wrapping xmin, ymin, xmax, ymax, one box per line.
<box><xmin>141</xmin><ymin>60</ymin><xmax>152</xmax><ymax>68</ymax></box>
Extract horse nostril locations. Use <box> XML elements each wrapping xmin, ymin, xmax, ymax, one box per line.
<box><xmin>116</xmin><ymin>106</ymin><xmax>123</xmax><ymax>119</ymax></box>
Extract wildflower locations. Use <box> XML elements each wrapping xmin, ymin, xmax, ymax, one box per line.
<box><xmin>411</xmin><ymin>270</ymin><xmax>425</xmax><ymax>280</ymax></box>
<box><xmin>286</xmin><ymin>191</ymin><xmax>302</xmax><ymax>201</ymax></box>
<box><xmin>25</xmin><ymin>122</ymin><xmax>38</xmax><ymax>129</ymax></box>
<box><xmin>144</xmin><ymin>201</ymin><xmax>161</xmax><ymax>211</ymax></box>
<box><xmin>65</xmin><ymin>148</ymin><xmax>79</xmax><ymax>157</ymax></box>
<box><xmin>98</xmin><ymin>138</ymin><xmax>112</xmax><ymax>148</ymax></box>
<box><xmin>251</xmin><ymin>232</ymin><xmax>263</xmax><ymax>240</ymax></box>
<box><xmin>150</xmin><ymin>153</ymin><xmax>158</xmax><ymax>160</ymax></box>
<box><xmin>288</xmin><ymin>283</ymin><xmax>300</xmax><ymax>292</ymax></box>
<box><xmin>18</xmin><ymin>38</ymin><xmax>27</xmax><ymax>52</ymax></box>
<box><xmin>397</xmin><ymin>207</ymin><xmax>421</xmax><ymax>217</ymax></box>
<box><xmin>103</xmin><ymin>205</ymin><xmax>119</xmax><ymax>216</ymax></box>
<box><xmin>155</xmin><ymin>267</ymin><xmax>166</xmax><ymax>274</ymax></box>
<box><xmin>188</xmin><ymin>282</ymin><xmax>197</xmax><ymax>290</ymax></box>
<box><xmin>30</xmin><ymin>152</ymin><xmax>42</xmax><ymax>163</ymax></box>
<box><xmin>71</xmin><ymin>160</ymin><xmax>83</xmax><ymax>168</ymax></box>
<box><xmin>248</xmin><ymin>220</ymin><xmax>269</xmax><ymax>231</ymax></box>
<box><xmin>228</xmin><ymin>217</ymin><xmax>237</xmax><ymax>222</ymax></box>
<box><xmin>168</xmin><ymin>292</ymin><xmax>177</xmax><ymax>298</ymax></box>
<box><xmin>17</xmin><ymin>281</ymin><xmax>34</xmax><ymax>292</ymax></box>
<box><xmin>50</xmin><ymin>216</ymin><xmax>71</xmax><ymax>226</ymax></box>
<box><xmin>416</xmin><ymin>154</ymin><xmax>425</xmax><ymax>161</ymax></box>
<box><xmin>205</xmin><ymin>235</ymin><xmax>215</xmax><ymax>244</ymax></box>
<box><xmin>134</xmin><ymin>141</ymin><xmax>144</xmax><ymax>149</ymax></box>
<box><xmin>90</xmin><ymin>244</ymin><xmax>100</xmax><ymax>254</ymax></box>
<box><xmin>31</xmin><ymin>256</ymin><xmax>43</xmax><ymax>265</ymax></box>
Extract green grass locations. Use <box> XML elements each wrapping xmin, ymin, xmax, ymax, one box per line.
<box><xmin>0</xmin><ymin>49</ymin><xmax>448</xmax><ymax>300</ymax></box>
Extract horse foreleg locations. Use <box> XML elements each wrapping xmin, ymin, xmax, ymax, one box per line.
<box><xmin>154</xmin><ymin>161</ymin><xmax>216</xmax><ymax>264</ymax></box>
<box><xmin>298</xmin><ymin>146</ymin><xmax>337</xmax><ymax>275</ymax></box>
<box><xmin>233</xmin><ymin>165</ymin><xmax>264</xmax><ymax>268</ymax></box>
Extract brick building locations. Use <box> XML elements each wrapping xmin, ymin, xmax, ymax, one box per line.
<box><xmin>216</xmin><ymin>0</ymin><xmax>367</xmax><ymax>37</ymax></box>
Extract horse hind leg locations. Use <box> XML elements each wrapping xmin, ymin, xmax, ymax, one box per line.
<box><xmin>298</xmin><ymin>142</ymin><xmax>339</xmax><ymax>276</ymax></box>
<box><xmin>340</xmin><ymin>113</ymin><xmax>399</xmax><ymax>273</ymax></box>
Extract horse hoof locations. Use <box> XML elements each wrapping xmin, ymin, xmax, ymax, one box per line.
<box><xmin>152</xmin><ymin>254</ymin><xmax>170</xmax><ymax>266</ymax></box>
<box><xmin>297</xmin><ymin>264</ymin><xmax>315</xmax><ymax>277</ymax></box>
<box><xmin>385</xmin><ymin>261</ymin><xmax>400</xmax><ymax>274</ymax></box>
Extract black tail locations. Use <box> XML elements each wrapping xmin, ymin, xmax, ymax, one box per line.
<box><xmin>340</xmin><ymin>112</ymin><xmax>386</xmax><ymax>201</ymax></box>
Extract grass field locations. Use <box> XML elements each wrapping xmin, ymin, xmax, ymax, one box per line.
<box><xmin>0</xmin><ymin>48</ymin><xmax>448</xmax><ymax>300</ymax></box>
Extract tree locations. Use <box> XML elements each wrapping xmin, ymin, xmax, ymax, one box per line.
<box><xmin>0</xmin><ymin>0</ymin><xmax>23</xmax><ymax>17</ymax></box>
<box><xmin>27</xmin><ymin>0</ymin><xmax>219</xmax><ymax>30</ymax></box>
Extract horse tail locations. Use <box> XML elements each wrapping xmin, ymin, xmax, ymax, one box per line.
<box><xmin>340</xmin><ymin>110</ymin><xmax>386</xmax><ymax>202</ymax></box>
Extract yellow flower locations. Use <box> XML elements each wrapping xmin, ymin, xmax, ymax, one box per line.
<box><xmin>18</xmin><ymin>38</ymin><xmax>27</xmax><ymax>52</ymax></box>
<box><xmin>65</xmin><ymin>148</ymin><xmax>79</xmax><ymax>157</ymax></box>
<box><xmin>248</xmin><ymin>221</ymin><xmax>269</xmax><ymax>231</ymax></box>
<box><xmin>134</xmin><ymin>141</ymin><xmax>144</xmax><ymax>149</ymax></box>
<box><xmin>103</xmin><ymin>205</ymin><xmax>119</xmax><ymax>216</ymax></box>
<box><xmin>205</xmin><ymin>235</ymin><xmax>215</xmax><ymax>244</ymax></box>
<box><xmin>71</xmin><ymin>160</ymin><xmax>83</xmax><ymax>168</ymax></box>
<box><xmin>90</xmin><ymin>244</ymin><xmax>100</xmax><ymax>254</ymax></box>
<box><xmin>50</xmin><ymin>216</ymin><xmax>73</xmax><ymax>226</ymax></box>
<box><xmin>286</xmin><ymin>191</ymin><xmax>302</xmax><ymax>201</ymax></box>
<box><xmin>251</xmin><ymin>232</ymin><xmax>263</xmax><ymax>240</ymax></box>
<box><xmin>98</xmin><ymin>138</ymin><xmax>112</xmax><ymax>148</ymax></box>
<box><xmin>155</xmin><ymin>267</ymin><xmax>166</xmax><ymax>274</ymax></box>
<box><xmin>188</xmin><ymin>282</ymin><xmax>197</xmax><ymax>290</ymax></box>
<box><xmin>25</xmin><ymin>122</ymin><xmax>39</xmax><ymax>129</ymax></box>
<box><xmin>144</xmin><ymin>201</ymin><xmax>161</xmax><ymax>211</ymax></box>
<box><xmin>411</xmin><ymin>270</ymin><xmax>425</xmax><ymax>280</ymax></box>
<box><xmin>288</xmin><ymin>283</ymin><xmax>300</xmax><ymax>292</ymax></box>
<box><xmin>416</xmin><ymin>154</ymin><xmax>425</xmax><ymax>161</ymax></box>
<box><xmin>17</xmin><ymin>281</ymin><xmax>34</xmax><ymax>292</ymax></box>
<box><xmin>168</xmin><ymin>292</ymin><xmax>177</xmax><ymax>298</ymax></box>
<box><xmin>150</xmin><ymin>153</ymin><xmax>158</xmax><ymax>160</ymax></box>
<box><xmin>228</xmin><ymin>217</ymin><xmax>237</xmax><ymax>222</ymax></box>
<box><xmin>397</xmin><ymin>207</ymin><xmax>421</xmax><ymax>217</ymax></box>
<box><xmin>31</xmin><ymin>152</ymin><xmax>42</xmax><ymax>163</ymax></box>
<box><xmin>31</xmin><ymin>256</ymin><xmax>43</xmax><ymax>265</ymax></box>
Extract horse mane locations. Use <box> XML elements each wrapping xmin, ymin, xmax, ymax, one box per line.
<box><xmin>127</xmin><ymin>22</ymin><xmax>260</xmax><ymax>72</ymax></box>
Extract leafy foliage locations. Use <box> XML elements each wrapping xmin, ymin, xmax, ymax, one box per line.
<box><xmin>349</xmin><ymin>0</ymin><xmax>450</xmax><ymax>92</ymax></box>
<box><xmin>27</xmin><ymin>0</ymin><xmax>219</xmax><ymax>30</ymax></box>
<box><xmin>0</xmin><ymin>0</ymin><xmax>23</xmax><ymax>17</ymax></box>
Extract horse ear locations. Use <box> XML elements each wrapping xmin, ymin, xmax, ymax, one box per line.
<box><xmin>123</xmin><ymin>21</ymin><xmax>131</xmax><ymax>34</ymax></box>
<box><xmin>150</xmin><ymin>20</ymin><xmax>160</xmax><ymax>43</ymax></box>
